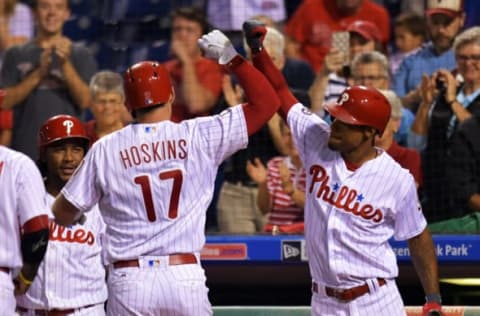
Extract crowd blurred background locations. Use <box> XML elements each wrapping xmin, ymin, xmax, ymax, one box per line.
<box><xmin>1</xmin><ymin>0</ymin><xmax>480</xmax><ymax>236</ymax></box>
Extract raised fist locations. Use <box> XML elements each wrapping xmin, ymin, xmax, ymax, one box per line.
<box><xmin>198</xmin><ymin>30</ymin><xmax>237</xmax><ymax>65</ymax></box>
<box><xmin>242</xmin><ymin>19</ymin><xmax>267</xmax><ymax>53</ymax></box>
<box><xmin>422</xmin><ymin>302</ymin><xmax>442</xmax><ymax>316</ymax></box>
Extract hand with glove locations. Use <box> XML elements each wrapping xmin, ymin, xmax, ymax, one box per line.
<box><xmin>198</xmin><ymin>30</ymin><xmax>238</xmax><ymax>65</ymax></box>
<box><xmin>242</xmin><ymin>19</ymin><xmax>267</xmax><ymax>53</ymax></box>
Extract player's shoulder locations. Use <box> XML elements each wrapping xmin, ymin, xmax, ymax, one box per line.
<box><xmin>0</xmin><ymin>146</ymin><xmax>34</xmax><ymax>165</ymax></box>
<box><xmin>378</xmin><ymin>150</ymin><xmax>415</xmax><ymax>180</ymax></box>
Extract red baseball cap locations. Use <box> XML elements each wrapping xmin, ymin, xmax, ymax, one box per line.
<box><xmin>426</xmin><ymin>0</ymin><xmax>464</xmax><ymax>18</ymax></box>
<box><xmin>346</xmin><ymin>20</ymin><xmax>381</xmax><ymax>42</ymax></box>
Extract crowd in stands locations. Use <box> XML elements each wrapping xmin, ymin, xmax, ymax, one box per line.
<box><xmin>1</xmin><ymin>0</ymin><xmax>480</xmax><ymax>234</ymax></box>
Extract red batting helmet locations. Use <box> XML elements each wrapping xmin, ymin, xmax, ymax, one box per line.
<box><xmin>38</xmin><ymin>115</ymin><xmax>89</xmax><ymax>155</ymax></box>
<box><xmin>124</xmin><ymin>61</ymin><xmax>172</xmax><ymax>112</ymax></box>
<box><xmin>324</xmin><ymin>85</ymin><xmax>391</xmax><ymax>135</ymax></box>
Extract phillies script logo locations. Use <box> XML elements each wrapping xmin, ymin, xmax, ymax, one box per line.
<box><xmin>49</xmin><ymin>221</ymin><xmax>95</xmax><ymax>245</ymax></box>
<box><xmin>309</xmin><ymin>164</ymin><xmax>383</xmax><ymax>222</ymax></box>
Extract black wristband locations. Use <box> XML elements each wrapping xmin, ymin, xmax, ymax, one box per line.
<box><xmin>425</xmin><ymin>293</ymin><xmax>442</xmax><ymax>304</ymax></box>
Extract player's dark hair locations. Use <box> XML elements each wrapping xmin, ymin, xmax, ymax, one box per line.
<box><xmin>171</xmin><ymin>6</ymin><xmax>211</xmax><ymax>35</ymax></box>
<box><xmin>133</xmin><ymin>102</ymin><xmax>166</xmax><ymax>118</ymax></box>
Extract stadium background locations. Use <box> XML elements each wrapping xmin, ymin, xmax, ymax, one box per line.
<box><xmin>17</xmin><ymin>0</ymin><xmax>480</xmax><ymax>313</ymax></box>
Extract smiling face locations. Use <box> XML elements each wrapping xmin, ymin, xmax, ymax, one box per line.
<box><xmin>456</xmin><ymin>43</ymin><xmax>480</xmax><ymax>84</ymax></box>
<box><xmin>91</xmin><ymin>91</ymin><xmax>125</xmax><ymax>128</ymax></box>
<box><xmin>44</xmin><ymin>139</ymin><xmax>86</xmax><ymax>183</ymax></box>
<box><xmin>34</xmin><ymin>0</ymin><xmax>70</xmax><ymax>37</ymax></box>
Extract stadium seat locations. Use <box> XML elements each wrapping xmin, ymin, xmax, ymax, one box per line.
<box><xmin>96</xmin><ymin>42</ymin><xmax>129</xmax><ymax>72</ymax></box>
<box><xmin>129</xmin><ymin>41</ymin><xmax>171</xmax><ymax>65</ymax></box>
<box><xmin>63</xmin><ymin>15</ymin><xmax>100</xmax><ymax>43</ymax></box>
<box><xmin>69</xmin><ymin>0</ymin><xmax>99</xmax><ymax>16</ymax></box>
<box><xmin>102</xmin><ymin>0</ymin><xmax>171</xmax><ymax>20</ymax></box>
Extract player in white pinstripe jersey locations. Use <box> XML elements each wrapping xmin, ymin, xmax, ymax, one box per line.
<box><xmin>16</xmin><ymin>115</ymin><xmax>107</xmax><ymax>316</ymax></box>
<box><xmin>0</xmin><ymin>145</ymin><xmax>49</xmax><ymax>315</ymax></box>
<box><xmin>51</xmin><ymin>30</ymin><xmax>281</xmax><ymax>315</ymax></box>
<box><xmin>243</xmin><ymin>20</ymin><xmax>443</xmax><ymax>316</ymax></box>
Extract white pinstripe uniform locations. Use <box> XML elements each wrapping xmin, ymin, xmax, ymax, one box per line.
<box><xmin>286</xmin><ymin>104</ymin><xmax>427</xmax><ymax>316</ymax></box>
<box><xmin>61</xmin><ymin>106</ymin><xmax>248</xmax><ymax>315</ymax></box>
<box><xmin>0</xmin><ymin>146</ymin><xmax>49</xmax><ymax>314</ymax></box>
<box><xmin>16</xmin><ymin>194</ymin><xmax>107</xmax><ymax>316</ymax></box>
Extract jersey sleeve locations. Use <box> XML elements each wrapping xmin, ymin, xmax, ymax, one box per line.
<box><xmin>16</xmin><ymin>155</ymin><xmax>49</xmax><ymax>225</ymax></box>
<box><xmin>286</xmin><ymin>103</ymin><xmax>330</xmax><ymax>164</ymax></box>
<box><xmin>195</xmin><ymin>105</ymin><xmax>248</xmax><ymax>166</ymax></box>
<box><xmin>61</xmin><ymin>144</ymin><xmax>101</xmax><ymax>213</ymax></box>
<box><xmin>393</xmin><ymin>179</ymin><xmax>427</xmax><ymax>241</ymax></box>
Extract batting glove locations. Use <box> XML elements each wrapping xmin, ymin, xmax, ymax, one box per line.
<box><xmin>198</xmin><ymin>30</ymin><xmax>237</xmax><ymax>65</ymax></box>
<box><xmin>242</xmin><ymin>19</ymin><xmax>267</xmax><ymax>53</ymax></box>
<box><xmin>422</xmin><ymin>302</ymin><xmax>443</xmax><ymax>316</ymax></box>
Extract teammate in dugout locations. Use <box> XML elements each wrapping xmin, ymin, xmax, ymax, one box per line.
<box><xmin>0</xmin><ymin>97</ymin><xmax>50</xmax><ymax>313</ymax></box>
<box><xmin>16</xmin><ymin>115</ymin><xmax>107</xmax><ymax>315</ymax></box>
<box><xmin>243</xmin><ymin>20</ymin><xmax>443</xmax><ymax>316</ymax></box>
<box><xmin>50</xmin><ymin>30</ymin><xmax>281</xmax><ymax>314</ymax></box>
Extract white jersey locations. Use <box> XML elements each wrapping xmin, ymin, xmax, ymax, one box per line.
<box><xmin>0</xmin><ymin>146</ymin><xmax>49</xmax><ymax>270</ymax></box>
<box><xmin>62</xmin><ymin>106</ymin><xmax>248</xmax><ymax>263</ymax></box>
<box><xmin>286</xmin><ymin>104</ymin><xmax>427</xmax><ymax>287</ymax></box>
<box><xmin>16</xmin><ymin>194</ymin><xmax>107</xmax><ymax>310</ymax></box>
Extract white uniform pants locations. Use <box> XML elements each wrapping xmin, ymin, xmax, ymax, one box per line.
<box><xmin>0</xmin><ymin>270</ymin><xmax>15</xmax><ymax>315</ymax></box>
<box><xmin>107</xmin><ymin>257</ymin><xmax>212</xmax><ymax>316</ymax></box>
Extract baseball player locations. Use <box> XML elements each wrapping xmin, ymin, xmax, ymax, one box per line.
<box><xmin>51</xmin><ymin>29</ymin><xmax>280</xmax><ymax>315</ymax></box>
<box><xmin>16</xmin><ymin>115</ymin><xmax>107</xmax><ymax>315</ymax></box>
<box><xmin>243</xmin><ymin>20</ymin><xmax>443</xmax><ymax>316</ymax></box>
<box><xmin>0</xmin><ymin>145</ymin><xmax>49</xmax><ymax>314</ymax></box>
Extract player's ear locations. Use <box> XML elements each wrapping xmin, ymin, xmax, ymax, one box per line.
<box><xmin>168</xmin><ymin>87</ymin><xmax>175</xmax><ymax>105</ymax></box>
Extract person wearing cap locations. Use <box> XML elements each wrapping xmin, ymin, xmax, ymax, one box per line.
<box><xmin>309</xmin><ymin>20</ymin><xmax>383</xmax><ymax>117</ymax></box>
<box><xmin>242</xmin><ymin>20</ymin><xmax>442</xmax><ymax>315</ymax></box>
<box><xmin>393</xmin><ymin>0</ymin><xmax>465</xmax><ymax>111</ymax></box>
<box><xmin>16</xmin><ymin>114</ymin><xmax>107</xmax><ymax>315</ymax></box>
<box><xmin>284</xmin><ymin>0</ymin><xmax>390</xmax><ymax>71</ymax></box>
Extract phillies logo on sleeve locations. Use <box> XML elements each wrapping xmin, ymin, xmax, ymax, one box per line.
<box><xmin>308</xmin><ymin>164</ymin><xmax>383</xmax><ymax>222</ymax></box>
<box><xmin>63</xmin><ymin>119</ymin><xmax>74</xmax><ymax>135</ymax></box>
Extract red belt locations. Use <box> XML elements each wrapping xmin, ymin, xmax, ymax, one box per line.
<box><xmin>113</xmin><ymin>253</ymin><xmax>197</xmax><ymax>269</ymax></box>
<box><xmin>17</xmin><ymin>305</ymin><xmax>95</xmax><ymax>316</ymax></box>
<box><xmin>312</xmin><ymin>278</ymin><xmax>386</xmax><ymax>301</ymax></box>
<box><xmin>0</xmin><ymin>267</ymin><xmax>9</xmax><ymax>274</ymax></box>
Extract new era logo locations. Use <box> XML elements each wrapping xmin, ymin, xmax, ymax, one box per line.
<box><xmin>282</xmin><ymin>241</ymin><xmax>302</xmax><ymax>261</ymax></box>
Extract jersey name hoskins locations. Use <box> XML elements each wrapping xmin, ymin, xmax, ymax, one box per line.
<box><xmin>308</xmin><ymin>164</ymin><xmax>383</xmax><ymax>223</ymax></box>
<box><xmin>49</xmin><ymin>221</ymin><xmax>95</xmax><ymax>245</ymax></box>
<box><xmin>120</xmin><ymin>139</ymin><xmax>188</xmax><ymax>169</ymax></box>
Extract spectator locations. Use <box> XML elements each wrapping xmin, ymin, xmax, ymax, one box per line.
<box><xmin>164</xmin><ymin>7</ymin><xmax>223</xmax><ymax>122</ymax></box>
<box><xmin>377</xmin><ymin>89</ymin><xmax>422</xmax><ymax>188</ymax></box>
<box><xmin>284</xmin><ymin>0</ymin><xmax>390</xmax><ymax>71</ymax></box>
<box><xmin>85</xmin><ymin>70</ymin><xmax>131</xmax><ymax>145</ymax></box>
<box><xmin>389</xmin><ymin>12</ymin><xmax>427</xmax><ymax>76</ymax></box>
<box><xmin>428</xmin><ymin>114</ymin><xmax>480</xmax><ymax>233</ymax></box>
<box><xmin>309</xmin><ymin>20</ymin><xmax>383</xmax><ymax>116</ymax></box>
<box><xmin>246</xmin><ymin>119</ymin><xmax>306</xmax><ymax>234</ymax></box>
<box><xmin>349</xmin><ymin>51</ymin><xmax>415</xmax><ymax>146</ymax></box>
<box><xmin>0</xmin><ymin>0</ymin><xmax>97</xmax><ymax>161</ymax></box>
<box><xmin>16</xmin><ymin>115</ymin><xmax>107</xmax><ymax>315</ymax></box>
<box><xmin>217</xmin><ymin>25</ymin><xmax>310</xmax><ymax>233</ymax></box>
<box><xmin>0</xmin><ymin>0</ymin><xmax>33</xmax><ymax>65</ymax></box>
<box><xmin>393</xmin><ymin>0</ymin><xmax>465</xmax><ymax>111</ymax></box>
<box><xmin>0</xmin><ymin>0</ymin><xmax>34</xmax><ymax>146</ymax></box>
<box><xmin>410</xmin><ymin>26</ymin><xmax>480</xmax><ymax>222</ymax></box>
